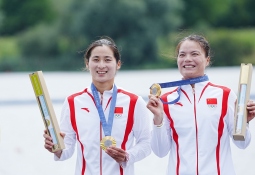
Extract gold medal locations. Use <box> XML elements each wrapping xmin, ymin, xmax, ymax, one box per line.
<box><xmin>150</xmin><ymin>83</ymin><xmax>161</xmax><ymax>97</ymax></box>
<box><xmin>100</xmin><ymin>136</ymin><xmax>116</xmax><ymax>150</ymax></box>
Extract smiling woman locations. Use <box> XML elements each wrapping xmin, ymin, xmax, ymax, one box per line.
<box><xmin>147</xmin><ymin>34</ymin><xmax>255</xmax><ymax>175</ymax></box>
<box><xmin>43</xmin><ymin>36</ymin><xmax>151</xmax><ymax>175</ymax></box>
<box><xmin>176</xmin><ymin>35</ymin><xmax>211</xmax><ymax>80</ymax></box>
<box><xmin>84</xmin><ymin>38</ymin><xmax>121</xmax><ymax>93</ymax></box>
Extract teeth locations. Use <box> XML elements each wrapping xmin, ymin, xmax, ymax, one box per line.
<box><xmin>184</xmin><ymin>65</ymin><xmax>194</xmax><ymax>68</ymax></box>
<box><xmin>98</xmin><ymin>71</ymin><xmax>106</xmax><ymax>74</ymax></box>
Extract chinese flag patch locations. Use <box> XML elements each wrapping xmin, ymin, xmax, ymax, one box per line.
<box><xmin>114</xmin><ymin>107</ymin><xmax>123</xmax><ymax>118</ymax></box>
<box><xmin>206</xmin><ymin>98</ymin><xmax>217</xmax><ymax>108</ymax></box>
<box><xmin>206</xmin><ymin>98</ymin><xmax>217</xmax><ymax>105</ymax></box>
<box><xmin>114</xmin><ymin>107</ymin><xmax>123</xmax><ymax>114</ymax></box>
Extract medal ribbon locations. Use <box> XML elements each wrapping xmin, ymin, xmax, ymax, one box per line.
<box><xmin>91</xmin><ymin>83</ymin><xmax>117</xmax><ymax>136</ymax></box>
<box><xmin>157</xmin><ymin>75</ymin><xmax>209</xmax><ymax>104</ymax></box>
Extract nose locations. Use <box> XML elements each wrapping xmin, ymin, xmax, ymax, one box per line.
<box><xmin>184</xmin><ymin>55</ymin><xmax>191</xmax><ymax>62</ymax></box>
<box><xmin>98</xmin><ymin>60</ymin><xmax>106</xmax><ymax>68</ymax></box>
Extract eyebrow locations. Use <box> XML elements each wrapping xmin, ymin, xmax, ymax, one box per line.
<box><xmin>179</xmin><ymin>50</ymin><xmax>201</xmax><ymax>53</ymax></box>
<box><xmin>91</xmin><ymin>55</ymin><xmax>114</xmax><ymax>58</ymax></box>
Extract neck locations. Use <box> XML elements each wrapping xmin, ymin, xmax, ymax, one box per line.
<box><xmin>92</xmin><ymin>81</ymin><xmax>114</xmax><ymax>94</ymax></box>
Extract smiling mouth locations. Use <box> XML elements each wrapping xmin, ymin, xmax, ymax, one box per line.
<box><xmin>97</xmin><ymin>71</ymin><xmax>107</xmax><ymax>74</ymax></box>
<box><xmin>184</xmin><ymin>65</ymin><xmax>195</xmax><ymax>68</ymax></box>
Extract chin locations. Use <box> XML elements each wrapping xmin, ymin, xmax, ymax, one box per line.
<box><xmin>183</xmin><ymin>74</ymin><xmax>196</xmax><ymax>80</ymax></box>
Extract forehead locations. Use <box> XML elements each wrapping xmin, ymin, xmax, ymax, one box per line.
<box><xmin>90</xmin><ymin>45</ymin><xmax>114</xmax><ymax>55</ymax></box>
<box><xmin>179</xmin><ymin>40</ymin><xmax>204</xmax><ymax>53</ymax></box>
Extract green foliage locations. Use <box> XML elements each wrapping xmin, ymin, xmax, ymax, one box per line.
<box><xmin>0</xmin><ymin>37</ymin><xmax>21</xmax><ymax>71</ymax></box>
<box><xmin>181</xmin><ymin>0</ymin><xmax>255</xmax><ymax>29</ymax></box>
<box><xmin>207</xmin><ymin>29</ymin><xmax>255</xmax><ymax>66</ymax></box>
<box><xmin>61</xmin><ymin>0</ymin><xmax>182</xmax><ymax>69</ymax></box>
<box><xmin>0</xmin><ymin>0</ymin><xmax>55</xmax><ymax>35</ymax></box>
<box><xmin>0</xmin><ymin>56</ymin><xmax>21</xmax><ymax>71</ymax></box>
<box><xmin>16</xmin><ymin>24</ymin><xmax>84</xmax><ymax>71</ymax></box>
<box><xmin>18</xmin><ymin>24</ymin><xmax>60</xmax><ymax>58</ymax></box>
<box><xmin>215</xmin><ymin>0</ymin><xmax>255</xmax><ymax>27</ymax></box>
<box><xmin>0</xmin><ymin>37</ymin><xmax>19</xmax><ymax>58</ymax></box>
<box><xmin>181</xmin><ymin>0</ymin><xmax>230</xmax><ymax>29</ymax></box>
<box><xmin>2</xmin><ymin>0</ymin><xmax>255</xmax><ymax>71</ymax></box>
<box><xmin>13</xmin><ymin>0</ymin><xmax>183</xmax><ymax>71</ymax></box>
<box><xmin>0</xmin><ymin>9</ymin><xmax>3</xmax><ymax>29</ymax></box>
<box><xmin>154</xmin><ymin>29</ymin><xmax>255</xmax><ymax>68</ymax></box>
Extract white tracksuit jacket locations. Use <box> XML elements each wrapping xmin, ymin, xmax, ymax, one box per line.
<box><xmin>55</xmin><ymin>86</ymin><xmax>151</xmax><ymax>175</ymax></box>
<box><xmin>151</xmin><ymin>80</ymin><xmax>251</xmax><ymax>175</ymax></box>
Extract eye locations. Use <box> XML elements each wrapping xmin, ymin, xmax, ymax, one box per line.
<box><xmin>105</xmin><ymin>57</ymin><xmax>113</xmax><ymax>62</ymax></box>
<box><xmin>192</xmin><ymin>52</ymin><xmax>199</xmax><ymax>56</ymax></box>
<box><xmin>178</xmin><ymin>53</ymin><xmax>185</xmax><ymax>57</ymax></box>
<box><xmin>92</xmin><ymin>57</ymin><xmax>99</xmax><ymax>62</ymax></box>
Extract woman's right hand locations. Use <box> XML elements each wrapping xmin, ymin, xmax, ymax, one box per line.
<box><xmin>147</xmin><ymin>94</ymin><xmax>164</xmax><ymax>125</ymax></box>
<box><xmin>43</xmin><ymin>130</ymin><xmax>65</xmax><ymax>158</ymax></box>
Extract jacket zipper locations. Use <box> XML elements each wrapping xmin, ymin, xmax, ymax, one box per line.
<box><xmin>193</xmin><ymin>87</ymin><xmax>199</xmax><ymax>175</ymax></box>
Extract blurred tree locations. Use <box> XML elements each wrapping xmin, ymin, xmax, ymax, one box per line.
<box><xmin>208</xmin><ymin>30</ymin><xmax>255</xmax><ymax>66</ymax></box>
<box><xmin>180</xmin><ymin>0</ymin><xmax>255</xmax><ymax>29</ymax></box>
<box><xmin>245</xmin><ymin>0</ymin><xmax>255</xmax><ymax>26</ymax></box>
<box><xmin>0</xmin><ymin>1</ymin><xmax>3</xmax><ymax>29</ymax></box>
<box><xmin>180</xmin><ymin>0</ymin><xmax>230</xmax><ymax>29</ymax></box>
<box><xmin>215</xmin><ymin>0</ymin><xmax>255</xmax><ymax>27</ymax></box>
<box><xmin>60</xmin><ymin>0</ymin><xmax>183</xmax><ymax>69</ymax></box>
<box><xmin>0</xmin><ymin>0</ymin><xmax>54</xmax><ymax>35</ymax></box>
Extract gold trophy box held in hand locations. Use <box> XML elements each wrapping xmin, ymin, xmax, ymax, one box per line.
<box><xmin>233</xmin><ymin>63</ymin><xmax>253</xmax><ymax>141</ymax></box>
<box><xmin>29</xmin><ymin>71</ymin><xmax>65</xmax><ymax>152</ymax></box>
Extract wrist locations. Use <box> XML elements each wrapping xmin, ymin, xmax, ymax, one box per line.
<box><xmin>124</xmin><ymin>152</ymin><xmax>129</xmax><ymax>162</ymax></box>
<box><xmin>154</xmin><ymin>121</ymin><xmax>163</xmax><ymax>126</ymax></box>
<box><xmin>153</xmin><ymin>115</ymin><xmax>163</xmax><ymax>125</ymax></box>
<box><xmin>54</xmin><ymin>150</ymin><xmax>62</xmax><ymax>158</ymax></box>
<box><xmin>120</xmin><ymin>153</ymin><xmax>129</xmax><ymax>168</ymax></box>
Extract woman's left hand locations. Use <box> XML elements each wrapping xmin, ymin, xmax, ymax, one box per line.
<box><xmin>105</xmin><ymin>146</ymin><xmax>128</xmax><ymax>163</ymax></box>
<box><xmin>247</xmin><ymin>100</ymin><xmax>255</xmax><ymax>122</ymax></box>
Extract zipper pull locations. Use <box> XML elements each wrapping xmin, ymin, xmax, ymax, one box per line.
<box><xmin>192</xmin><ymin>88</ymin><xmax>195</xmax><ymax>94</ymax></box>
<box><xmin>100</xmin><ymin>93</ymin><xmax>103</xmax><ymax>104</ymax></box>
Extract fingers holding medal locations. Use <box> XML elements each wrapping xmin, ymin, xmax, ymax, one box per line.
<box><xmin>105</xmin><ymin>145</ymin><xmax>128</xmax><ymax>163</ymax></box>
<box><xmin>101</xmin><ymin>136</ymin><xmax>127</xmax><ymax>163</ymax></box>
<box><xmin>147</xmin><ymin>83</ymin><xmax>163</xmax><ymax>111</ymax></box>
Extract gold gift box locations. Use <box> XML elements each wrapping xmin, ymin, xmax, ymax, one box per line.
<box><xmin>29</xmin><ymin>71</ymin><xmax>65</xmax><ymax>152</ymax></box>
<box><xmin>233</xmin><ymin>63</ymin><xmax>253</xmax><ymax>141</ymax></box>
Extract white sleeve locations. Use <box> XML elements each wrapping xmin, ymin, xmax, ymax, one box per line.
<box><xmin>150</xmin><ymin>113</ymin><xmax>172</xmax><ymax>158</ymax></box>
<box><xmin>54</xmin><ymin>98</ymin><xmax>77</xmax><ymax>161</ymax></box>
<box><xmin>125</xmin><ymin>96</ymin><xmax>151</xmax><ymax>166</ymax></box>
<box><xmin>227</xmin><ymin>90</ymin><xmax>251</xmax><ymax>149</ymax></box>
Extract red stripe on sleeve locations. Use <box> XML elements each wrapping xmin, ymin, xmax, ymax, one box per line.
<box><xmin>68</xmin><ymin>89</ymin><xmax>87</xmax><ymax>175</ymax></box>
<box><xmin>209</xmin><ymin>83</ymin><xmax>230</xmax><ymax>175</ymax></box>
<box><xmin>161</xmin><ymin>93</ymin><xmax>180</xmax><ymax>175</ymax></box>
<box><xmin>118</xmin><ymin>89</ymin><xmax>138</xmax><ymax>175</ymax></box>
